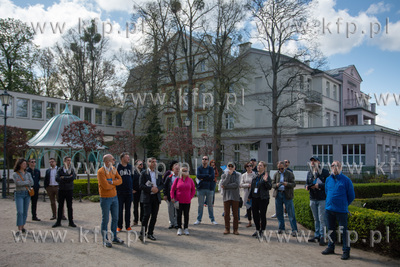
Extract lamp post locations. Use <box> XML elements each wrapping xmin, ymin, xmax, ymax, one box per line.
<box><xmin>1</xmin><ymin>90</ymin><xmax>12</xmax><ymax>198</ymax></box>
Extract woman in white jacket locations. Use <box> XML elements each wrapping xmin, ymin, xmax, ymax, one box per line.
<box><xmin>240</xmin><ymin>163</ymin><xmax>256</xmax><ymax>227</ymax></box>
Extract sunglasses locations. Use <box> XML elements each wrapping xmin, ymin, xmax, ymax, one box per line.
<box><xmin>182</xmin><ymin>170</ymin><xmax>188</xmax><ymax>173</ymax></box>
<box><xmin>278</xmin><ymin>168</ymin><xmax>284</xmax><ymax>170</ymax></box>
<box><xmin>331</xmin><ymin>164</ymin><xmax>337</xmax><ymax>167</ymax></box>
<box><xmin>202</xmin><ymin>158</ymin><xmax>208</xmax><ymax>160</ymax></box>
<box><xmin>30</xmin><ymin>161</ymin><xmax>36</xmax><ymax>163</ymax></box>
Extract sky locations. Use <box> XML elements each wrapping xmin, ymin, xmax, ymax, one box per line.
<box><xmin>1</xmin><ymin>0</ymin><xmax>400</xmax><ymax>130</ymax></box>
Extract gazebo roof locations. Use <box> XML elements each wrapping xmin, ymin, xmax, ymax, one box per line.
<box><xmin>27</xmin><ymin>103</ymin><xmax>81</xmax><ymax>148</ymax></box>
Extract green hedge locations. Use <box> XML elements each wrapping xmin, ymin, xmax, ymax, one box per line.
<box><xmin>353</xmin><ymin>183</ymin><xmax>400</xmax><ymax>198</ymax></box>
<box><xmin>294</xmin><ymin>189</ymin><xmax>400</xmax><ymax>257</ymax></box>
<box><xmin>73</xmin><ymin>179</ymin><xmax>99</xmax><ymax>196</ymax></box>
<box><xmin>382</xmin><ymin>193</ymin><xmax>400</xmax><ymax>198</ymax></box>
<box><xmin>361</xmin><ymin>197</ymin><xmax>400</xmax><ymax>213</ymax></box>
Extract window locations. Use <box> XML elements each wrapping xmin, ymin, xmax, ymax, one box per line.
<box><xmin>299</xmin><ymin>75</ymin><xmax>304</xmax><ymax>90</ymax></box>
<box><xmin>106</xmin><ymin>111</ymin><xmax>113</xmax><ymax>126</ymax></box>
<box><xmin>326</xmin><ymin>81</ymin><xmax>330</xmax><ymax>97</ymax></box>
<box><xmin>72</xmin><ymin>106</ymin><xmax>81</xmax><ymax>118</ymax></box>
<box><xmin>225</xmin><ymin>114</ymin><xmax>234</xmax><ymax>129</ymax></box>
<box><xmin>234</xmin><ymin>144</ymin><xmax>240</xmax><ymax>163</ymax></box>
<box><xmin>198</xmin><ymin>115</ymin><xmax>205</xmax><ymax>131</ymax></box>
<box><xmin>333</xmin><ymin>85</ymin><xmax>337</xmax><ymax>100</ymax></box>
<box><xmin>255</xmin><ymin>77</ymin><xmax>263</xmax><ymax>93</ymax></box>
<box><xmin>32</xmin><ymin>100</ymin><xmax>43</xmax><ymax>119</ymax></box>
<box><xmin>116</xmin><ymin>113</ymin><xmax>122</xmax><ymax>127</ymax></box>
<box><xmin>326</xmin><ymin>112</ymin><xmax>330</xmax><ymax>126</ymax></box>
<box><xmin>333</xmin><ymin>114</ymin><xmax>337</xmax><ymax>126</ymax></box>
<box><xmin>95</xmin><ymin>109</ymin><xmax>103</xmax><ymax>124</ymax></box>
<box><xmin>267</xmin><ymin>143</ymin><xmax>272</xmax><ymax>164</ymax></box>
<box><xmin>59</xmin><ymin>103</ymin><xmax>66</xmax><ymax>113</ymax></box>
<box><xmin>377</xmin><ymin>144</ymin><xmax>382</xmax><ymax>163</ymax></box>
<box><xmin>313</xmin><ymin>145</ymin><xmax>333</xmax><ymax>165</ymax></box>
<box><xmin>16</xmin><ymin>98</ymin><xmax>28</xmax><ymax>117</ymax></box>
<box><xmin>167</xmin><ymin>117</ymin><xmax>175</xmax><ymax>132</ymax></box>
<box><xmin>198</xmin><ymin>84</ymin><xmax>205</xmax><ymax>108</ymax></box>
<box><xmin>342</xmin><ymin>144</ymin><xmax>365</xmax><ymax>165</ymax></box>
<box><xmin>46</xmin><ymin>102</ymin><xmax>57</xmax><ymax>119</ymax></box>
<box><xmin>250</xmin><ymin>143</ymin><xmax>259</xmax><ymax>151</ymax></box>
<box><xmin>307</xmin><ymin>78</ymin><xmax>312</xmax><ymax>90</ymax></box>
<box><xmin>84</xmin><ymin>108</ymin><xmax>92</xmax><ymax>123</ymax></box>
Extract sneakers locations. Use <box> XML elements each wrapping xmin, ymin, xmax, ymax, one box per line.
<box><xmin>291</xmin><ymin>231</ymin><xmax>298</xmax><ymax>237</ymax></box>
<box><xmin>322</xmin><ymin>247</ymin><xmax>335</xmax><ymax>255</ymax></box>
<box><xmin>319</xmin><ymin>238</ymin><xmax>327</xmax><ymax>246</ymax></box>
<box><xmin>211</xmin><ymin>221</ymin><xmax>218</xmax><ymax>225</ymax></box>
<box><xmin>126</xmin><ymin>227</ymin><xmax>133</xmax><ymax>232</ymax></box>
<box><xmin>271</xmin><ymin>213</ymin><xmax>277</xmax><ymax>218</ymax></box>
<box><xmin>112</xmin><ymin>237</ymin><xmax>124</xmax><ymax>244</ymax></box>
<box><xmin>177</xmin><ymin>228</ymin><xmax>183</xmax><ymax>236</ymax></box>
<box><xmin>116</xmin><ymin>228</ymin><xmax>121</xmax><ymax>233</ymax></box>
<box><xmin>308</xmin><ymin>237</ymin><xmax>319</xmax><ymax>243</ymax></box>
<box><xmin>184</xmin><ymin>228</ymin><xmax>189</xmax><ymax>235</ymax></box>
<box><xmin>341</xmin><ymin>251</ymin><xmax>350</xmax><ymax>260</ymax></box>
<box><xmin>284</xmin><ymin>213</ymin><xmax>288</xmax><ymax>217</ymax></box>
<box><xmin>194</xmin><ymin>220</ymin><xmax>201</xmax><ymax>225</ymax></box>
<box><xmin>103</xmin><ymin>241</ymin><xmax>112</xmax><ymax>248</ymax></box>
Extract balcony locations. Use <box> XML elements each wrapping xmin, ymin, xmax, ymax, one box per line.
<box><xmin>304</xmin><ymin>90</ymin><xmax>322</xmax><ymax>107</ymax></box>
<box><xmin>343</xmin><ymin>98</ymin><xmax>375</xmax><ymax>113</ymax></box>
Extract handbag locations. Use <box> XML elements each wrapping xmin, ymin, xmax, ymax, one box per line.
<box><xmin>17</xmin><ymin>172</ymin><xmax>35</xmax><ymax>197</ymax></box>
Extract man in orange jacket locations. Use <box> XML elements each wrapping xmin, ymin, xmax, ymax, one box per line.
<box><xmin>98</xmin><ymin>154</ymin><xmax>124</xmax><ymax>248</ymax></box>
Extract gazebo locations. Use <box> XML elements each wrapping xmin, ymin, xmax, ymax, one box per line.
<box><xmin>26</xmin><ymin>103</ymin><xmax>104</xmax><ymax>172</ymax></box>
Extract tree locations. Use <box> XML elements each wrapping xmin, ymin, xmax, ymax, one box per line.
<box><xmin>54</xmin><ymin>20</ymin><xmax>115</xmax><ymax>103</ymax></box>
<box><xmin>36</xmin><ymin>47</ymin><xmax>61</xmax><ymax>97</ymax></box>
<box><xmin>161</xmin><ymin>127</ymin><xmax>195</xmax><ymax>161</ymax></box>
<box><xmin>61</xmin><ymin>121</ymin><xmax>104</xmax><ymax>194</ymax></box>
<box><xmin>247</xmin><ymin>0</ymin><xmax>324</xmax><ymax>164</ymax></box>
<box><xmin>108</xmin><ymin>130</ymin><xmax>140</xmax><ymax>160</ymax></box>
<box><xmin>0</xmin><ymin>125</ymin><xmax>29</xmax><ymax>193</ymax></box>
<box><xmin>196</xmin><ymin>133</ymin><xmax>215</xmax><ymax>157</ymax></box>
<box><xmin>0</xmin><ymin>18</ymin><xmax>38</xmax><ymax>94</ymax></box>
<box><xmin>142</xmin><ymin>108</ymin><xmax>163</xmax><ymax>159</ymax></box>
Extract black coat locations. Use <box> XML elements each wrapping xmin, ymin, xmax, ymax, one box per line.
<box><xmin>55</xmin><ymin>167</ymin><xmax>76</xmax><ymax>191</ymax></box>
<box><xmin>132</xmin><ymin>169</ymin><xmax>141</xmax><ymax>192</ymax></box>
<box><xmin>249</xmin><ymin>171</ymin><xmax>272</xmax><ymax>200</ymax></box>
<box><xmin>44</xmin><ymin>168</ymin><xmax>57</xmax><ymax>188</ymax></box>
<box><xmin>27</xmin><ymin>167</ymin><xmax>41</xmax><ymax>190</ymax></box>
<box><xmin>139</xmin><ymin>169</ymin><xmax>164</xmax><ymax>204</ymax></box>
<box><xmin>306</xmin><ymin>168</ymin><xmax>330</xmax><ymax>200</ymax></box>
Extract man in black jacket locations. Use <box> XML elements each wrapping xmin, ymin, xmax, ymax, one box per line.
<box><xmin>27</xmin><ymin>159</ymin><xmax>41</xmax><ymax>221</ymax></box>
<box><xmin>306</xmin><ymin>156</ymin><xmax>330</xmax><ymax>245</ymax></box>
<box><xmin>52</xmin><ymin>156</ymin><xmax>76</xmax><ymax>228</ymax></box>
<box><xmin>139</xmin><ymin>157</ymin><xmax>164</xmax><ymax>241</ymax></box>
<box><xmin>132</xmin><ymin>160</ymin><xmax>143</xmax><ymax>226</ymax></box>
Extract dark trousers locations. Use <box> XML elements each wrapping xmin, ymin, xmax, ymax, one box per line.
<box><xmin>133</xmin><ymin>191</ymin><xmax>142</xmax><ymax>223</ymax></box>
<box><xmin>31</xmin><ymin>188</ymin><xmax>39</xmax><ymax>219</ymax></box>
<box><xmin>224</xmin><ymin>200</ymin><xmax>239</xmax><ymax>231</ymax></box>
<box><xmin>177</xmin><ymin>203</ymin><xmax>191</xmax><ymax>229</ymax></box>
<box><xmin>118</xmin><ymin>193</ymin><xmax>132</xmax><ymax>229</ymax></box>
<box><xmin>246</xmin><ymin>207</ymin><xmax>252</xmax><ymax>221</ymax></box>
<box><xmin>141</xmin><ymin>195</ymin><xmax>160</xmax><ymax>235</ymax></box>
<box><xmin>56</xmin><ymin>190</ymin><xmax>73</xmax><ymax>224</ymax></box>
<box><xmin>252</xmin><ymin>197</ymin><xmax>269</xmax><ymax>231</ymax></box>
<box><xmin>326</xmin><ymin>209</ymin><xmax>350</xmax><ymax>252</ymax></box>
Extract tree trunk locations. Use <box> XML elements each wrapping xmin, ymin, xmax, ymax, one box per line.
<box><xmin>86</xmin><ymin>154</ymin><xmax>91</xmax><ymax>195</ymax></box>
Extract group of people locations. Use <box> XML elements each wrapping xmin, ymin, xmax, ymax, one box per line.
<box><xmin>12</xmin><ymin>153</ymin><xmax>355</xmax><ymax>260</ymax></box>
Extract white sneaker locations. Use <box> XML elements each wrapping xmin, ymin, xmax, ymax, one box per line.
<box><xmin>194</xmin><ymin>220</ymin><xmax>201</xmax><ymax>225</ymax></box>
<box><xmin>271</xmin><ymin>213</ymin><xmax>277</xmax><ymax>218</ymax></box>
<box><xmin>284</xmin><ymin>213</ymin><xmax>288</xmax><ymax>217</ymax></box>
<box><xmin>177</xmin><ymin>228</ymin><xmax>182</xmax><ymax>236</ymax></box>
<box><xmin>184</xmin><ymin>228</ymin><xmax>189</xmax><ymax>235</ymax></box>
<box><xmin>211</xmin><ymin>220</ymin><xmax>218</xmax><ymax>225</ymax></box>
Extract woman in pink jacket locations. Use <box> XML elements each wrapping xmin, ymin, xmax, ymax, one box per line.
<box><xmin>171</xmin><ymin>167</ymin><xmax>196</xmax><ymax>236</ymax></box>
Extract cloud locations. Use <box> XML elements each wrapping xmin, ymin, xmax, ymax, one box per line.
<box><xmin>364</xmin><ymin>68</ymin><xmax>374</xmax><ymax>76</ymax></box>
<box><xmin>365</xmin><ymin>2</ymin><xmax>391</xmax><ymax>15</ymax></box>
<box><xmin>94</xmin><ymin>0</ymin><xmax>134</xmax><ymax>12</ymax></box>
<box><xmin>373</xmin><ymin>19</ymin><xmax>400</xmax><ymax>51</ymax></box>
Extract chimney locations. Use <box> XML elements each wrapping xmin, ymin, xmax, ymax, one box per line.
<box><xmin>239</xmin><ymin>42</ymin><xmax>252</xmax><ymax>54</ymax></box>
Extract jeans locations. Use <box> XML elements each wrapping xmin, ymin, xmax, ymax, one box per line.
<box><xmin>326</xmin><ymin>209</ymin><xmax>350</xmax><ymax>252</ymax></box>
<box><xmin>167</xmin><ymin>200</ymin><xmax>177</xmax><ymax>227</ymax></box>
<box><xmin>224</xmin><ymin>200</ymin><xmax>239</xmax><ymax>231</ymax></box>
<box><xmin>275</xmin><ymin>191</ymin><xmax>298</xmax><ymax>232</ymax></box>
<box><xmin>177</xmin><ymin>203</ymin><xmax>190</xmax><ymax>229</ymax></box>
<box><xmin>310</xmin><ymin>199</ymin><xmax>326</xmax><ymax>238</ymax></box>
<box><xmin>15</xmin><ymin>191</ymin><xmax>30</xmax><ymax>226</ymax></box>
<box><xmin>100</xmin><ymin>196</ymin><xmax>119</xmax><ymax>242</ymax></box>
<box><xmin>118</xmin><ymin>193</ymin><xmax>132</xmax><ymax>229</ymax></box>
<box><xmin>197</xmin><ymin>189</ymin><xmax>215</xmax><ymax>222</ymax></box>
<box><xmin>252</xmin><ymin>198</ymin><xmax>269</xmax><ymax>231</ymax></box>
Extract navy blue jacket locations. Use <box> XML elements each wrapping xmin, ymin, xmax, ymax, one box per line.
<box><xmin>196</xmin><ymin>165</ymin><xmax>215</xmax><ymax>190</ymax></box>
<box><xmin>116</xmin><ymin>163</ymin><xmax>133</xmax><ymax>194</ymax></box>
<box><xmin>27</xmin><ymin>167</ymin><xmax>41</xmax><ymax>191</ymax></box>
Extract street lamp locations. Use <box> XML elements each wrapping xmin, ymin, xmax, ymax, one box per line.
<box><xmin>0</xmin><ymin>90</ymin><xmax>12</xmax><ymax>198</ymax></box>
<box><xmin>184</xmin><ymin>117</ymin><xmax>191</xmax><ymax>127</ymax></box>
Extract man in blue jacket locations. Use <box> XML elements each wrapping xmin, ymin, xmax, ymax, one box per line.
<box><xmin>194</xmin><ymin>155</ymin><xmax>217</xmax><ymax>225</ymax></box>
<box><xmin>322</xmin><ymin>160</ymin><xmax>355</xmax><ymax>260</ymax></box>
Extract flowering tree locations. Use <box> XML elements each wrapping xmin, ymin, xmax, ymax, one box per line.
<box><xmin>61</xmin><ymin>121</ymin><xmax>104</xmax><ymax>194</ymax></box>
<box><xmin>197</xmin><ymin>133</ymin><xmax>215</xmax><ymax>157</ymax></box>
<box><xmin>108</xmin><ymin>130</ymin><xmax>140</xmax><ymax>160</ymax></box>
<box><xmin>0</xmin><ymin>125</ymin><xmax>28</xmax><ymax>192</ymax></box>
<box><xmin>161</xmin><ymin>127</ymin><xmax>195</xmax><ymax>162</ymax></box>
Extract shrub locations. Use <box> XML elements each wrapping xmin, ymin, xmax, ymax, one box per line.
<box><xmin>73</xmin><ymin>179</ymin><xmax>99</xmax><ymax>196</ymax></box>
<box><xmin>361</xmin><ymin>197</ymin><xmax>400</xmax><ymax>213</ymax></box>
<box><xmin>353</xmin><ymin>183</ymin><xmax>400</xmax><ymax>198</ymax></box>
<box><xmin>382</xmin><ymin>193</ymin><xmax>400</xmax><ymax>198</ymax></box>
<box><xmin>294</xmin><ymin>189</ymin><xmax>400</xmax><ymax>257</ymax></box>
<box><xmin>82</xmin><ymin>195</ymin><xmax>100</xmax><ymax>202</ymax></box>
